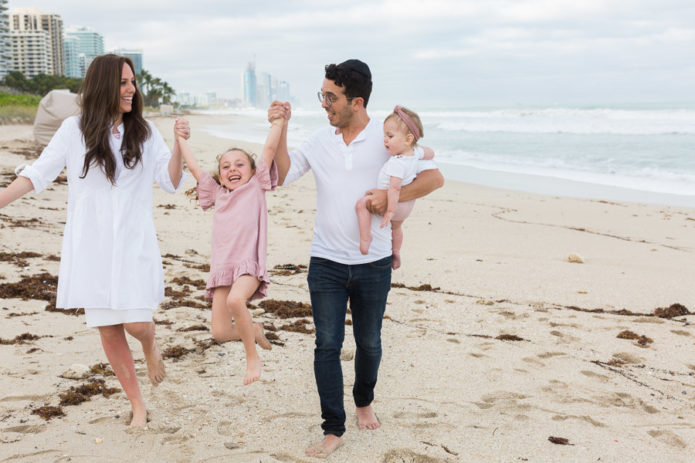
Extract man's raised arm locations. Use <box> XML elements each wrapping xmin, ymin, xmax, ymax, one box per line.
<box><xmin>268</xmin><ymin>101</ymin><xmax>291</xmax><ymax>185</ymax></box>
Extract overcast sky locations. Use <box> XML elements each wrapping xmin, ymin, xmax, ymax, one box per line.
<box><xmin>9</xmin><ymin>0</ymin><xmax>695</xmax><ymax>109</ymax></box>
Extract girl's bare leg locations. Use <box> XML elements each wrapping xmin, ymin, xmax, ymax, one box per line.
<box><xmin>355</xmin><ymin>196</ymin><xmax>373</xmax><ymax>255</ymax></box>
<box><xmin>227</xmin><ymin>275</ymin><xmax>264</xmax><ymax>385</ymax></box>
<box><xmin>211</xmin><ymin>286</ymin><xmax>271</xmax><ymax>349</ymax></box>
<box><xmin>98</xmin><ymin>324</ymin><xmax>147</xmax><ymax>427</ymax></box>
<box><xmin>124</xmin><ymin>321</ymin><xmax>166</xmax><ymax>386</ymax></box>
<box><xmin>391</xmin><ymin>220</ymin><xmax>404</xmax><ymax>270</ymax></box>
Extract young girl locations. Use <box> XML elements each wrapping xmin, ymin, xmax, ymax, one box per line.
<box><xmin>355</xmin><ymin>105</ymin><xmax>434</xmax><ymax>270</ymax></box>
<box><xmin>0</xmin><ymin>54</ymin><xmax>189</xmax><ymax>428</ymax></box>
<box><xmin>177</xmin><ymin>114</ymin><xmax>286</xmax><ymax>385</ymax></box>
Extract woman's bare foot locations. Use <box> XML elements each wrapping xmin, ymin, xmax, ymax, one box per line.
<box><xmin>128</xmin><ymin>404</ymin><xmax>148</xmax><ymax>428</ymax></box>
<box><xmin>392</xmin><ymin>251</ymin><xmax>401</xmax><ymax>270</ymax></box>
<box><xmin>305</xmin><ymin>435</ymin><xmax>344</xmax><ymax>458</ymax></box>
<box><xmin>143</xmin><ymin>342</ymin><xmax>166</xmax><ymax>386</ymax></box>
<box><xmin>243</xmin><ymin>355</ymin><xmax>262</xmax><ymax>385</ymax></box>
<box><xmin>254</xmin><ymin>323</ymin><xmax>272</xmax><ymax>350</ymax></box>
<box><xmin>356</xmin><ymin>405</ymin><xmax>380</xmax><ymax>430</ymax></box>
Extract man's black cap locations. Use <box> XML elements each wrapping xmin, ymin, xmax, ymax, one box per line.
<box><xmin>338</xmin><ymin>59</ymin><xmax>371</xmax><ymax>80</ymax></box>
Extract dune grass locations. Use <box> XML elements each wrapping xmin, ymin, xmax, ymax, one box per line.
<box><xmin>0</xmin><ymin>93</ymin><xmax>41</xmax><ymax>124</ymax></box>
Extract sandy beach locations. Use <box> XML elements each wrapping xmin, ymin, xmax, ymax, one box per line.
<box><xmin>1</xmin><ymin>114</ymin><xmax>694</xmax><ymax>462</ymax></box>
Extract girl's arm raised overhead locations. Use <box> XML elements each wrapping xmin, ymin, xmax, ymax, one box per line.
<box><xmin>261</xmin><ymin>117</ymin><xmax>286</xmax><ymax>168</ymax></box>
<box><xmin>0</xmin><ymin>176</ymin><xmax>35</xmax><ymax>209</ymax></box>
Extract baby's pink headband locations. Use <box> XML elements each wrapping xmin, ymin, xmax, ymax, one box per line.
<box><xmin>393</xmin><ymin>105</ymin><xmax>421</xmax><ymax>142</ymax></box>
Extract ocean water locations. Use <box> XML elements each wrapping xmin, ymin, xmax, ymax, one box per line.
<box><xmin>198</xmin><ymin>106</ymin><xmax>695</xmax><ymax>207</ymax></box>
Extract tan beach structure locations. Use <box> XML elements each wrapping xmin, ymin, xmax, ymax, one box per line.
<box><xmin>33</xmin><ymin>89</ymin><xmax>80</xmax><ymax>145</ymax></box>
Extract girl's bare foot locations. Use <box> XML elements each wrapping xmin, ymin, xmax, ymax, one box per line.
<box><xmin>356</xmin><ymin>405</ymin><xmax>380</xmax><ymax>430</ymax></box>
<box><xmin>144</xmin><ymin>342</ymin><xmax>166</xmax><ymax>386</ymax></box>
<box><xmin>254</xmin><ymin>323</ymin><xmax>272</xmax><ymax>350</ymax></box>
<box><xmin>305</xmin><ymin>435</ymin><xmax>344</xmax><ymax>458</ymax></box>
<box><xmin>243</xmin><ymin>356</ymin><xmax>262</xmax><ymax>385</ymax></box>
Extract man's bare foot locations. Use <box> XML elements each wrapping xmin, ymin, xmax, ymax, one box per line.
<box><xmin>356</xmin><ymin>405</ymin><xmax>380</xmax><ymax>430</ymax></box>
<box><xmin>144</xmin><ymin>342</ymin><xmax>166</xmax><ymax>386</ymax></box>
<box><xmin>305</xmin><ymin>435</ymin><xmax>344</xmax><ymax>459</ymax></box>
<box><xmin>392</xmin><ymin>251</ymin><xmax>401</xmax><ymax>270</ymax></box>
<box><xmin>243</xmin><ymin>356</ymin><xmax>262</xmax><ymax>385</ymax></box>
<box><xmin>254</xmin><ymin>323</ymin><xmax>272</xmax><ymax>350</ymax></box>
<box><xmin>360</xmin><ymin>236</ymin><xmax>372</xmax><ymax>255</ymax></box>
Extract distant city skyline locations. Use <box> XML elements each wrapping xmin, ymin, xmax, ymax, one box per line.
<box><xmin>4</xmin><ymin>1</ymin><xmax>695</xmax><ymax>110</ymax></box>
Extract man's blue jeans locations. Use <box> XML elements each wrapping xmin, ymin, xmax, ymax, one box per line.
<box><xmin>307</xmin><ymin>256</ymin><xmax>392</xmax><ymax>437</ymax></box>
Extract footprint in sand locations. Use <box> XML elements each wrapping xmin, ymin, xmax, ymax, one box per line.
<box><xmin>648</xmin><ymin>429</ymin><xmax>686</xmax><ymax>448</ymax></box>
<box><xmin>0</xmin><ymin>394</ymin><xmax>51</xmax><ymax>402</ymax></box>
<box><xmin>382</xmin><ymin>449</ymin><xmax>447</xmax><ymax>463</ymax></box>
<box><xmin>3</xmin><ymin>424</ymin><xmax>47</xmax><ymax>434</ymax></box>
<box><xmin>580</xmin><ymin>370</ymin><xmax>610</xmax><ymax>382</ymax></box>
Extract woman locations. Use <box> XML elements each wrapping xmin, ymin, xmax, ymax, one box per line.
<box><xmin>0</xmin><ymin>54</ymin><xmax>189</xmax><ymax>427</ymax></box>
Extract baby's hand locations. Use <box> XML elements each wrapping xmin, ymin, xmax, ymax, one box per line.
<box><xmin>174</xmin><ymin>118</ymin><xmax>190</xmax><ymax>140</ymax></box>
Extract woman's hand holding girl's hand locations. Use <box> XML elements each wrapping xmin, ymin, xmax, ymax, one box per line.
<box><xmin>174</xmin><ymin>118</ymin><xmax>191</xmax><ymax>140</ymax></box>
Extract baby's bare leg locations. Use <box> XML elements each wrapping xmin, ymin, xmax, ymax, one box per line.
<box><xmin>227</xmin><ymin>276</ymin><xmax>263</xmax><ymax>385</ymax></box>
<box><xmin>391</xmin><ymin>220</ymin><xmax>404</xmax><ymax>270</ymax></box>
<box><xmin>355</xmin><ymin>196</ymin><xmax>373</xmax><ymax>255</ymax></box>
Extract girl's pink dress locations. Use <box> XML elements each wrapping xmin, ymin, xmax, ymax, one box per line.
<box><xmin>197</xmin><ymin>159</ymin><xmax>278</xmax><ymax>300</ymax></box>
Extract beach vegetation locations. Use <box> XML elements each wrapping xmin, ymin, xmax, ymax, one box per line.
<box><xmin>137</xmin><ymin>69</ymin><xmax>176</xmax><ymax>107</ymax></box>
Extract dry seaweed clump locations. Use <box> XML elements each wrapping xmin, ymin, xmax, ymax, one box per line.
<box><xmin>0</xmin><ymin>251</ymin><xmax>43</xmax><ymax>267</ymax></box>
<box><xmin>617</xmin><ymin>330</ymin><xmax>653</xmax><ymax>346</ymax></box>
<box><xmin>59</xmin><ymin>379</ymin><xmax>119</xmax><ymax>406</ymax></box>
<box><xmin>654</xmin><ymin>303</ymin><xmax>689</xmax><ymax>319</ymax></box>
<box><xmin>280</xmin><ymin>319</ymin><xmax>315</xmax><ymax>334</ymax></box>
<box><xmin>162</xmin><ymin>345</ymin><xmax>193</xmax><ymax>360</ymax></box>
<box><xmin>270</xmin><ymin>263</ymin><xmax>307</xmax><ymax>276</ymax></box>
<box><xmin>171</xmin><ymin>276</ymin><xmax>207</xmax><ymax>290</ymax></box>
<box><xmin>391</xmin><ymin>282</ymin><xmax>440</xmax><ymax>292</ymax></box>
<box><xmin>90</xmin><ymin>362</ymin><xmax>115</xmax><ymax>376</ymax></box>
<box><xmin>0</xmin><ymin>332</ymin><xmax>41</xmax><ymax>344</ymax></box>
<box><xmin>0</xmin><ymin>272</ymin><xmax>57</xmax><ymax>301</ymax></box>
<box><xmin>177</xmin><ymin>324</ymin><xmax>209</xmax><ymax>332</ymax></box>
<box><xmin>258</xmin><ymin>299</ymin><xmax>312</xmax><ymax>318</ymax></box>
<box><xmin>32</xmin><ymin>405</ymin><xmax>65</xmax><ymax>420</ymax></box>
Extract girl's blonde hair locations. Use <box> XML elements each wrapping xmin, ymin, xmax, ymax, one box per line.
<box><xmin>384</xmin><ymin>106</ymin><xmax>423</xmax><ymax>147</ymax></box>
<box><xmin>185</xmin><ymin>147</ymin><xmax>257</xmax><ymax>200</ymax></box>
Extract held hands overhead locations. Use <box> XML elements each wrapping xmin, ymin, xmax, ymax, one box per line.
<box><xmin>174</xmin><ymin>118</ymin><xmax>191</xmax><ymax>141</ymax></box>
<box><xmin>268</xmin><ymin>101</ymin><xmax>292</xmax><ymax>125</ymax></box>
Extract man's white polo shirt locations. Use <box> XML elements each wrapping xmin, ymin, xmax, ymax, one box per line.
<box><xmin>284</xmin><ymin>117</ymin><xmax>437</xmax><ymax>265</ymax></box>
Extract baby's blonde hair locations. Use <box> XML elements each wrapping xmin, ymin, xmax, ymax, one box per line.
<box><xmin>384</xmin><ymin>106</ymin><xmax>423</xmax><ymax>147</ymax></box>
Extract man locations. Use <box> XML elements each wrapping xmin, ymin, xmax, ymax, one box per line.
<box><xmin>269</xmin><ymin>59</ymin><xmax>444</xmax><ymax>458</ymax></box>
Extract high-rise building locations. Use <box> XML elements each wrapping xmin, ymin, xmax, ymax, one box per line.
<box><xmin>0</xmin><ymin>0</ymin><xmax>10</xmax><ymax>80</ymax></box>
<box><xmin>65</xmin><ymin>26</ymin><xmax>103</xmax><ymax>78</ymax></box>
<box><xmin>243</xmin><ymin>61</ymin><xmax>257</xmax><ymax>107</ymax></box>
<box><xmin>10</xmin><ymin>8</ymin><xmax>64</xmax><ymax>76</ymax></box>
<box><xmin>112</xmin><ymin>48</ymin><xmax>143</xmax><ymax>75</ymax></box>
<box><xmin>277</xmin><ymin>80</ymin><xmax>290</xmax><ymax>102</ymax></box>
<box><xmin>9</xmin><ymin>29</ymin><xmax>51</xmax><ymax>78</ymax></box>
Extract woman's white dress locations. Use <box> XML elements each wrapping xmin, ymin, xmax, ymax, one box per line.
<box><xmin>18</xmin><ymin>115</ymin><xmax>186</xmax><ymax>327</ymax></box>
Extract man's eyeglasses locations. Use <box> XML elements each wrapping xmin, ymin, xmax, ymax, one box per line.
<box><xmin>317</xmin><ymin>91</ymin><xmax>353</xmax><ymax>107</ymax></box>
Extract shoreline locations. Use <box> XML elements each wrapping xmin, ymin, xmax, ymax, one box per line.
<box><xmin>184</xmin><ymin>112</ymin><xmax>695</xmax><ymax>209</ymax></box>
<box><xmin>1</xmin><ymin>117</ymin><xmax>695</xmax><ymax>461</ymax></box>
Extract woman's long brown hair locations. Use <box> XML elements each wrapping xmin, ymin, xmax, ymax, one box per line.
<box><xmin>78</xmin><ymin>54</ymin><xmax>150</xmax><ymax>184</ymax></box>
